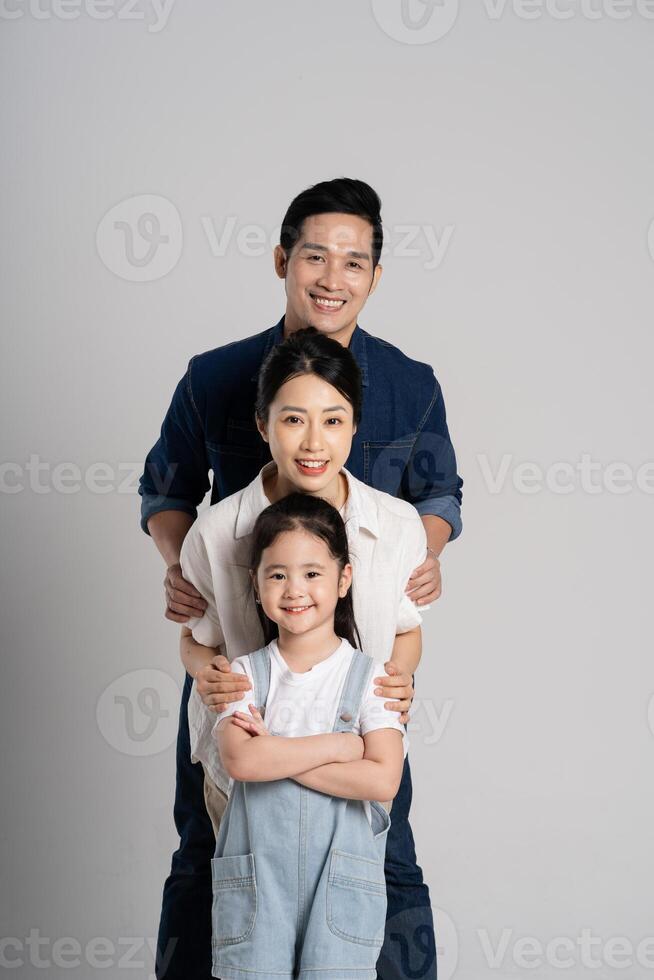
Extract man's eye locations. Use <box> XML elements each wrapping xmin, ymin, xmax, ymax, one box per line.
<box><xmin>348</xmin><ymin>261</ymin><xmax>363</xmax><ymax>270</ymax></box>
<box><xmin>307</xmin><ymin>254</ymin><xmax>324</xmax><ymax>262</ymax></box>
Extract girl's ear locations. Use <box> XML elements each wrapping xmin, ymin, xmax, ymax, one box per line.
<box><xmin>256</xmin><ymin>414</ymin><xmax>269</xmax><ymax>443</ymax></box>
<box><xmin>338</xmin><ymin>562</ymin><xmax>353</xmax><ymax>598</ymax></box>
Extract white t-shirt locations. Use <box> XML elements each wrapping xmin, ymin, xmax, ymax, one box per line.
<box><xmin>217</xmin><ymin>638</ymin><xmax>406</xmax><ymax>816</ymax></box>
<box><xmin>183</xmin><ymin>462</ymin><xmax>427</xmax><ymax>794</ymax></box>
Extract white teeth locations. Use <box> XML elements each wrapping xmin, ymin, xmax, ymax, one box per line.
<box><xmin>298</xmin><ymin>460</ymin><xmax>326</xmax><ymax>468</ymax></box>
<box><xmin>284</xmin><ymin>605</ymin><xmax>312</xmax><ymax>611</ymax></box>
<box><xmin>312</xmin><ymin>295</ymin><xmax>344</xmax><ymax>308</ymax></box>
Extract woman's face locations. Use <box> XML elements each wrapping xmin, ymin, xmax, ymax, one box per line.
<box><xmin>257</xmin><ymin>373</ymin><xmax>356</xmax><ymax>501</ymax></box>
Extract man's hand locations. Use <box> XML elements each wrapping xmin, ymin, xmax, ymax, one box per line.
<box><xmin>373</xmin><ymin>661</ymin><xmax>414</xmax><ymax>724</ymax></box>
<box><xmin>405</xmin><ymin>550</ymin><xmax>441</xmax><ymax>606</ymax></box>
<box><xmin>164</xmin><ymin>562</ymin><xmax>208</xmax><ymax>623</ymax></box>
<box><xmin>196</xmin><ymin>654</ymin><xmax>252</xmax><ymax>713</ymax></box>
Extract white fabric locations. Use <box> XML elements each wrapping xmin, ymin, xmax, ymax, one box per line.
<box><xmin>217</xmin><ymin>639</ymin><xmax>406</xmax><ymax>815</ymax></box>
<box><xmin>182</xmin><ymin>462</ymin><xmax>427</xmax><ymax>794</ymax></box>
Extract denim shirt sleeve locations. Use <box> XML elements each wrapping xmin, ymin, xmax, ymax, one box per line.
<box><xmin>138</xmin><ymin>359</ymin><xmax>210</xmax><ymax>534</ymax></box>
<box><xmin>401</xmin><ymin>374</ymin><xmax>464</xmax><ymax>541</ymax></box>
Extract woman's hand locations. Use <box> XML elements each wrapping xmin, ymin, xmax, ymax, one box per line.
<box><xmin>230</xmin><ymin>704</ymin><xmax>269</xmax><ymax>737</ymax></box>
<box><xmin>196</xmin><ymin>654</ymin><xmax>252</xmax><ymax>713</ymax></box>
<box><xmin>374</xmin><ymin>662</ymin><xmax>414</xmax><ymax>724</ymax></box>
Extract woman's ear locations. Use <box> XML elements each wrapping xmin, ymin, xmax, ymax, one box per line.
<box><xmin>338</xmin><ymin>563</ymin><xmax>353</xmax><ymax>598</ymax></box>
<box><xmin>255</xmin><ymin>414</ymin><xmax>269</xmax><ymax>443</ymax></box>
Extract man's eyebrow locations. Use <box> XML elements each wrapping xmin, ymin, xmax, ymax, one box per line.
<box><xmin>301</xmin><ymin>242</ymin><xmax>371</xmax><ymax>262</ymax></box>
<box><xmin>278</xmin><ymin>405</ymin><xmax>348</xmax><ymax>413</ymax></box>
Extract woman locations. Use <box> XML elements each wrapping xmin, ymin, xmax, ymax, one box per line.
<box><xmin>179</xmin><ymin>328</ymin><xmax>429</xmax><ymax>827</ymax></box>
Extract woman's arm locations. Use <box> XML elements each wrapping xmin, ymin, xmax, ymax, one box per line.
<box><xmin>292</xmin><ymin>729</ymin><xmax>404</xmax><ymax>803</ymax></box>
<box><xmin>216</xmin><ymin>716</ymin><xmax>365</xmax><ymax>783</ymax></box>
<box><xmin>390</xmin><ymin>625</ymin><xmax>422</xmax><ymax>676</ymax></box>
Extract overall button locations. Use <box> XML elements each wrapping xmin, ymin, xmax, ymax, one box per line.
<box><xmin>340</xmin><ymin>712</ymin><xmax>352</xmax><ymax>723</ymax></box>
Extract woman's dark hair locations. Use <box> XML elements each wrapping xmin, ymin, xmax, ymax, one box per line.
<box><xmin>255</xmin><ymin>326</ymin><xmax>362</xmax><ymax>426</ymax></box>
<box><xmin>279</xmin><ymin>177</ymin><xmax>383</xmax><ymax>270</ymax></box>
<box><xmin>250</xmin><ymin>493</ymin><xmax>361</xmax><ymax>650</ymax></box>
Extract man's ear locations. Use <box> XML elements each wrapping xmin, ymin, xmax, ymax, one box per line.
<box><xmin>256</xmin><ymin>415</ymin><xmax>269</xmax><ymax>443</ymax></box>
<box><xmin>368</xmin><ymin>263</ymin><xmax>382</xmax><ymax>297</ymax></box>
<box><xmin>274</xmin><ymin>244</ymin><xmax>288</xmax><ymax>280</ymax></box>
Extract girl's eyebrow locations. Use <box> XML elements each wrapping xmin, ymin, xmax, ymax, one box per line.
<box><xmin>263</xmin><ymin>562</ymin><xmax>327</xmax><ymax>573</ymax></box>
<box><xmin>278</xmin><ymin>405</ymin><xmax>347</xmax><ymax>413</ymax></box>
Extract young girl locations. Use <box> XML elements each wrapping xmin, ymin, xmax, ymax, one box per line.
<box><xmin>210</xmin><ymin>492</ymin><xmax>405</xmax><ymax>980</ymax></box>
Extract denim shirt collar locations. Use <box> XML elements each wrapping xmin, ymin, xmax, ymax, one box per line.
<box><xmin>251</xmin><ymin>316</ymin><xmax>369</xmax><ymax>388</ymax></box>
<box><xmin>235</xmin><ymin>463</ymin><xmax>380</xmax><ymax>540</ymax></box>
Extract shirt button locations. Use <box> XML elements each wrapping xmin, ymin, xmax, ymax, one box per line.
<box><xmin>340</xmin><ymin>711</ymin><xmax>353</xmax><ymax>723</ymax></box>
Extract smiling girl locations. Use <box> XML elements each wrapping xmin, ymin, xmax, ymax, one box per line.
<box><xmin>210</xmin><ymin>492</ymin><xmax>404</xmax><ymax>979</ymax></box>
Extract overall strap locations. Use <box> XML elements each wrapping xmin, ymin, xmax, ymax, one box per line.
<box><xmin>332</xmin><ymin>649</ymin><xmax>375</xmax><ymax>733</ymax></box>
<box><xmin>248</xmin><ymin>646</ymin><xmax>272</xmax><ymax>717</ymax></box>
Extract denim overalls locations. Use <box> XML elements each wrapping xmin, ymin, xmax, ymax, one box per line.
<box><xmin>211</xmin><ymin>645</ymin><xmax>392</xmax><ymax>980</ymax></box>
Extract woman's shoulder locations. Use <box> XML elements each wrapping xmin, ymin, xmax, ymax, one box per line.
<box><xmin>348</xmin><ymin>472</ymin><xmax>422</xmax><ymax>529</ymax></box>
<box><xmin>191</xmin><ymin>486</ymin><xmax>247</xmax><ymax>541</ymax></box>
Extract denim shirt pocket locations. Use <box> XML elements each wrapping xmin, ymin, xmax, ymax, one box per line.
<box><xmin>362</xmin><ymin>437</ymin><xmax>416</xmax><ymax>494</ymax></box>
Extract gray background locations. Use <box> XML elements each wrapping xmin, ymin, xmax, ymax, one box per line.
<box><xmin>1</xmin><ymin>1</ymin><xmax>653</xmax><ymax>978</ymax></box>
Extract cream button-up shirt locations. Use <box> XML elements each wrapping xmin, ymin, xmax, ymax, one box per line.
<box><xmin>181</xmin><ymin>462</ymin><xmax>428</xmax><ymax>794</ymax></box>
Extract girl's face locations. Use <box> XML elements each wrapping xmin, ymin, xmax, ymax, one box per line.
<box><xmin>254</xmin><ymin>529</ymin><xmax>352</xmax><ymax>638</ymax></box>
<box><xmin>257</xmin><ymin>373</ymin><xmax>356</xmax><ymax>501</ymax></box>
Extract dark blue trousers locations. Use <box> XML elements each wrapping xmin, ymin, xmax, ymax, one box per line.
<box><xmin>155</xmin><ymin>673</ymin><xmax>437</xmax><ymax>980</ymax></box>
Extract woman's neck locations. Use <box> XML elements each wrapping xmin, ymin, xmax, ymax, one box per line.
<box><xmin>263</xmin><ymin>467</ymin><xmax>348</xmax><ymax>512</ymax></box>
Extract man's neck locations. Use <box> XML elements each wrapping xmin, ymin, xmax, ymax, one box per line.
<box><xmin>282</xmin><ymin>312</ymin><xmax>357</xmax><ymax>348</ymax></box>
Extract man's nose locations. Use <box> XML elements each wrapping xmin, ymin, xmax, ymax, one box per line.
<box><xmin>315</xmin><ymin>258</ymin><xmax>344</xmax><ymax>293</ymax></box>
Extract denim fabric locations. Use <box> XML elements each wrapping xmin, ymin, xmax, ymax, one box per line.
<box><xmin>139</xmin><ymin>318</ymin><xmax>463</xmax><ymax>539</ymax></box>
<box><xmin>211</xmin><ymin>646</ymin><xmax>390</xmax><ymax>980</ymax></box>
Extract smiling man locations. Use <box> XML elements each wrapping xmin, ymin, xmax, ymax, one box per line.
<box><xmin>140</xmin><ymin>178</ymin><xmax>463</xmax><ymax>980</ymax></box>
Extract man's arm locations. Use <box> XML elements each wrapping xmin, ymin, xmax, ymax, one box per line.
<box><xmin>139</xmin><ymin>361</ymin><xmax>212</xmax><ymax>621</ymax></box>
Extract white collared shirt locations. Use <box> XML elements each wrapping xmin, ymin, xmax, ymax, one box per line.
<box><xmin>181</xmin><ymin>462</ymin><xmax>428</xmax><ymax>794</ymax></box>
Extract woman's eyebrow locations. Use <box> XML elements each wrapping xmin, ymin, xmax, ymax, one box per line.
<box><xmin>278</xmin><ymin>405</ymin><xmax>347</xmax><ymax>413</ymax></box>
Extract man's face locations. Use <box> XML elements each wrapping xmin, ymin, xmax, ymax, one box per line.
<box><xmin>274</xmin><ymin>212</ymin><xmax>382</xmax><ymax>345</ymax></box>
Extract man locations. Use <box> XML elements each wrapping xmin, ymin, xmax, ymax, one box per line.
<box><xmin>140</xmin><ymin>178</ymin><xmax>463</xmax><ymax>980</ymax></box>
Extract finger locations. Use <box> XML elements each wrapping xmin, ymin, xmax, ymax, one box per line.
<box><xmin>167</xmin><ymin>588</ymin><xmax>208</xmax><ymax>613</ymax></box>
<box><xmin>166</xmin><ymin>595</ymin><xmax>203</xmax><ymax>618</ymax></box>
<box><xmin>405</xmin><ymin>570</ymin><xmax>433</xmax><ymax>593</ymax></box>
<box><xmin>399</xmin><ymin>712</ymin><xmax>410</xmax><ymax>724</ymax></box>
<box><xmin>384</xmin><ymin>700</ymin><xmax>411</xmax><ymax>713</ymax></box>
<box><xmin>407</xmin><ymin>559</ymin><xmax>430</xmax><ymax>580</ymax></box>
<box><xmin>410</xmin><ymin>583</ymin><xmax>441</xmax><ymax>605</ymax></box>
<box><xmin>247</xmin><ymin>704</ymin><xmax>262</xmax><ymax>716</ymax></box>
<box><xmin>165</xmin><ymin>608</ymin><xmax>190</xmax><ymax>624</ymax></box>
<box><xmin>166</xmin><ymin>572</ymin><xmax>207</xmax><ymax>603</ymax></box>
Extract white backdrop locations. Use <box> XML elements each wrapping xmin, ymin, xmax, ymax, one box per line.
<box><xmin>1</xmin><ymin>2</ymin><xmax>653</xmax><ymax>978</ymax></box>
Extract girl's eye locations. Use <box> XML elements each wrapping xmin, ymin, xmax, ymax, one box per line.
<box><xmin>270</xmin><ymin>573</ymin><xmax>285</xmax><ymax>580</ymax></box>
<box><xmin>306</xmin><ymin>571</ymin><xmax>320</xmax><ymax>579</ymax></box>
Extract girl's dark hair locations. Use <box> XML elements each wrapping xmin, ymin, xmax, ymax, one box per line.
<box><xmin>255</xmin><ymin>326</ymin><xmax>362</xmax><ymax>426</ymax></box>
<box><xmin>250</xmin><ymin>492</ymin><xmax>361</xmax><ymax>650</ymax></box>
<box><xmin>279</xmin><ymin>177</ymin><xmax>383</xmax><ymax>270</ymax></box>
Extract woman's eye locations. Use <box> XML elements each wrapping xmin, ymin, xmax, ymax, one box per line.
<box><xmin>284</xmin><ymin>416</ymin><xmax>302</xmax><ymax>424</ymax></box>
<box><xmin>325</xmin><ymin>417</ymin><xmax>341</xmax><ymax>425</ymax></box>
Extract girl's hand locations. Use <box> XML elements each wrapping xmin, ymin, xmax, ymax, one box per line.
<box><xmin>230</xmin><ymin>704</ymin><xmax>269</xmax><ymax>737</ymax></box>
<box><xmin>336</xmin><ymin>732</ymin><xmax>365</xmax><ymax>763</ymax></box>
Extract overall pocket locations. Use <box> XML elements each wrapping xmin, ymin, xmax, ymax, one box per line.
<box><xmin>326</xmin><ymin>849</ymin><xmax>387</xmax><ymax>947</ymax></box>
<box><xmin>211</xmin><ymin>852</ymin><xmax>257</xmax><ymax>947</ymax></box>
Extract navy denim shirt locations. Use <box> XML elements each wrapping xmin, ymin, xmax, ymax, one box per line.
<box><xmin>139</xmin><ymin>318</ymin><xmax>463</xmax><ymax>539</ymax></box>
